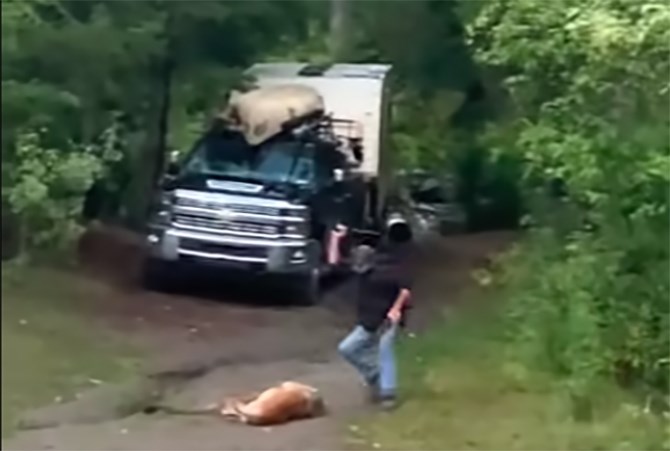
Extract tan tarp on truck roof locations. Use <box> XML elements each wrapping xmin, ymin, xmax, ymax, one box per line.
<box><xmin>221</xmin><ymin>84</ymin><xmax>325</xmax><ymax>146</ymax></box>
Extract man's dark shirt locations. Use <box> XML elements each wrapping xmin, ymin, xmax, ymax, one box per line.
<box><xmin>356</xmin><ymin>242</ymin><xmax>413</xmax><ymax>332</ymax></box>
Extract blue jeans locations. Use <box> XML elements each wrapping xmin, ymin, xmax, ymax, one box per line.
<box><xmin>338</xmin><ymin>323</ymin><xmax>398</xmax><ymax>398</ymax></box>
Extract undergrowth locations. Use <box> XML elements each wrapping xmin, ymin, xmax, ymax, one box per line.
<box><xmin>1</xmin><ymin>264</ymin><xmax>140</xmax><ymax>437</ymax></box>
<box><xmin>349</xmin><ymin>301</ymin><xmax>669</xmax><ymax>450</ymax></box>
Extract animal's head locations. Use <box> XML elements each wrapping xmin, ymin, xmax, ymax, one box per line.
<box><xmin>310</xmin><ymin>395</ymin><xmax>328</xmax><ymax>417</ymax></box>
<box><xmin>279</xmin><ymin>381</ymin><xmax>327</xmax><ymax>417</ymax></box>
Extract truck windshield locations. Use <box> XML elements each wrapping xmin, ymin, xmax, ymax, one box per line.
<box><xmin>181</xmin><ymin>132</ymin><xmax>314</xmax><ymax>186</ymax></box>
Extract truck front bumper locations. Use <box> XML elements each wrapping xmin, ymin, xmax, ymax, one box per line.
<box><xmin>146</xmin><ymin>228</ymin><xmax>315</xmax><ymax>274</ymax></box>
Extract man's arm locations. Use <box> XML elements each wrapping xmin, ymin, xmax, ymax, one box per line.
<box><xmin>387</xmin><ymin>288</ymin><xmax>411</xmax><ymax>323</ymax></box>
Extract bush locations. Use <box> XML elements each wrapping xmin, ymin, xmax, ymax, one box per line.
<box><xmin>496</xmin><ymin>227</ymin><xmax>669</xmax><ymax>416</ymax></box>
<box><xmin>469</xmin><ymin>0</ymin><xmax>670</xmax><ymax>412</ymax></box>
<box><xmin>3</xmin><ymin>126</ymin><xmax>121</xmax><ymax>259</ymax></box>
<box><xmin>391</xmin><ymin>89</ymin><xmax>524</xmax><ymax>231</ymax></box>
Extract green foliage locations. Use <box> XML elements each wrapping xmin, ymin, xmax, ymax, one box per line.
<box><xmin>390</xmin><ymin>87</ymin><xmax>523</xmax><ymax>230</ymax></box>
<box><xmin>3</xmin><ymin>0</ymin><xmax>506</xmax><ymax>247</ymax></box>
<box><xmin>1</xmin><ymin>0</ymin><xmax>319</xmax><ymax>249</ymax></box>
<box><xmin>469</xmin><ymin>0</ymin><xmax>670</xmax><ymax>408</ymax></box>
<box><xmin>355</xmin><ymin>303</ymin><xmax>669</xmax><ymax>450</ymax></box>
<box><xmin>1</xmin><ymin>0</ymin><xmax>667</xmax><ymax>443</ymax></box>
<box><xmin>351</xmin><ymin>0</ymin><xmax>478</xmax><ymax>93</ymax></box>
<box><xmin>1</xmin><ymin>266</ymin><xmax>140</xmax><ymax>437</ymax></box>
<box><xmin>496</xmin><ymin>228</ymin><xmax>669</xmax><ymax>415</ymax></box>
<box><xmin>339</xmin><ymin>0</ymin><xmax>525</xmax><ymax>229</ymax></box>
<box><xmin>3</xmin><ymin>126</ymin><xmax>121</xmax><ymax>256</ymax></box>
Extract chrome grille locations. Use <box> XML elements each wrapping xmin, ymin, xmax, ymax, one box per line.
<box><xmin>227</xmin><ymin>204</ymin><xmax>282</xmax><ymax>217</ymax></box>
<box><xmin>175</xmin><ymin>197</ymin><xmax>224</xmax><ymax>210</ymax></box>
<box><xmin>175</xmin><ymin>197</ymin><xmax>290</xmax><ymax>217</ymax></box>
<box><xmin>173</xmin><ymin>213</ymin><xmax>279</xmax><ymax>235</ymax></box>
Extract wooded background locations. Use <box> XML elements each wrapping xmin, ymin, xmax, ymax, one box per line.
<box><xmin>2</xmin><ymin>0</ymin><xmax>668</xmax><ymax>419</ymax></box>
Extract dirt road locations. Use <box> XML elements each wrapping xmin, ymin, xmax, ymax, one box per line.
<box><xmin>3</xmin><ymin>232</ymin><xmax>514</xmax><ymax>451</ymax></box>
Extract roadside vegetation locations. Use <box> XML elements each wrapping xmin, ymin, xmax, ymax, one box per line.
<box><xmin>2</xmin><ymin>0</ymin><xmax>668</xmax><ymax>449</ymax></box>
<box><xmin>1</xmin><ymin>265</ymin><xmax>140</xmax><ymax>437</ymax></box>
<box><xmin>350</xmin><ymin>300</ymin><xmax>668</xmax><ymax>450</ymax></box>
<box><xmin>353</xmin><ymin>1</ymin><xmax>669</xmax><ymax>449</ymax></box>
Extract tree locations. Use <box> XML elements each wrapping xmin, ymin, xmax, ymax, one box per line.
<box><xmin>469</xmin><ymin>0</ymin><xmax>670</xmax><ymax>401</ymax></box>
<box><xmin>1</xmin><ymin>0</ymin><xmax>317</xmax><ymax>251</ymax></box>
<box><xmin>329</xmin><ymin>0</ymin><xmax>350</xmax><ymax>60</ymax></box>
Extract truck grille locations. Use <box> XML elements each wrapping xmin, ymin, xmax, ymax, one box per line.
<box><xmin>175</xmin><ymin>197</ymin><xmax>225</xmax><ymax>210</ymax></box>
<box><xmin>179</xmin><ymin>239</ymin><xmax>267</xmax><ymax>259</ymax></box>
<box><xmin>175</xmin><ymin>197</ymin><xmax>284</xmax><ymax>217</ymax></box>
<box><xmin>227</xmin><ymin>204</ymin><xmax>282</xmax><ymax>217</ymax></box>
<box><xmin>173</xmin><ymin>213</ymin><xmax>279</xmax><ymax>235</ymax></box>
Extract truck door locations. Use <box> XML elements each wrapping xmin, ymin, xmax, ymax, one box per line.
<box><xmin>310</xmin><ymin>149</ymin><xmax>355</xmax><ymax>239</ymax></box>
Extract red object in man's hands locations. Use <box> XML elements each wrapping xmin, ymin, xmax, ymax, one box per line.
<box><xmin>327</xmin><ymin>224</ymin><xmax>348</xmax><ymax>265</ymax></box>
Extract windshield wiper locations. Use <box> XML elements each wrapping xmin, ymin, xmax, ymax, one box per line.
<box><xmin>262</xmin><ymin>180</ymin><xmax>298</xmax><ymax>198</ymax></box>
<box><xmin>284</xmin><ymin>146</ymin><xmax>303</xmax><ymax>185</ymax></box>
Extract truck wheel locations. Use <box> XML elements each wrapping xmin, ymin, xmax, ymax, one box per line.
<box><xmin>141</xmin><ymin>258</ymin><xmax>171</xmax><ymax>292</ymax></box>
<box><xmin>291</xmin><ymin>266</ymin><xmax>321</xmax><ymax>306</ymax></box>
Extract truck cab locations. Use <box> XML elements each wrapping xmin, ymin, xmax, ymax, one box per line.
<box><xmin>143</xmin><ymin>63</ymin><xmax>393</xmax><ymax>304</ymax></box>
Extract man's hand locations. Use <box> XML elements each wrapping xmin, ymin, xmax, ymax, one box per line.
<box><xmin>332</xmin><ymin>224</ymin><xmax>348</xmax><ymax>238</ymax></box>
<box><xmin>387</xmin><ymin>308</ymin><xmax>402</xmax><ymax>324</ymax></box>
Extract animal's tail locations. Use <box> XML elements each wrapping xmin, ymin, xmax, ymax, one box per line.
<box><xmin>143</xmin><ymin>404</ymin><xmax>220</xmax><ymax>416</ymax></box>
<box><xmin>219</xmin><ymin>399</ymin><xmax>249</xmax><ymax>423</ymax></box>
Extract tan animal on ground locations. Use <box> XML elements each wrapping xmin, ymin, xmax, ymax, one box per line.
<box><xmin>149</xmin><ymin>381</ymin><xmax>326</xmax><ymax>426</ymax></box>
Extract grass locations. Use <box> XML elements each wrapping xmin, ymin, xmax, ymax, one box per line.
<box><xmin>1</xmin><ymin>264</ymin><xmax>141</xmax><ymax>437</ymax></box>
<box><xmin>347</xmin><ymin>301</ymin><xmax>669</xmax><ymax>451</ymax></box>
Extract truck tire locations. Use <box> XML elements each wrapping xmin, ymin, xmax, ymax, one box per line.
<box><xmin>366</xmin><ymin>180</ymin><xmax>381</xmax><ymax>230</ymax></box>
<box><xmin>290</xmin><ymin>266</ymin><xmax>321</xmax><ymax>306</ymax></box>
<box><xmin>141</xmin><ymin>258</ymin><xmax>172</xmax><ymax>292</ymax></box>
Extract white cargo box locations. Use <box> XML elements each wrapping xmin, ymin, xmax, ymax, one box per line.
<box><xmin>245</xmin><ymin>63</ymin><xmax>392</xmax><ymax>179</ymax></box>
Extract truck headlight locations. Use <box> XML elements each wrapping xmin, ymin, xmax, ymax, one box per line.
<box><xmin>283</xmin><ymin>207</ymin><xmax>307</xmax><ymax>218</ymax></box>
<box><xmin>160</xmin><ymin>191</ymin><xmax>174</xmax><ymax>210</ymax></box>
<box><xmin>153</xmin><ymin>210</ymin><xmax>171</xmax><ymax>226</ymax></box>
<box><xmin>282</xmin><ymin>222</ymin><xmax>308</xmax><ymax>237</ymax></box>
<box><xmin>150</xmin><ymin>191</ymin><xmax>174</xmax><ymax>226</ymax></box>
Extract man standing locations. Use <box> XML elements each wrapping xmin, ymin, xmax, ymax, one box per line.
<box><xmin>337</xmin><ymin>215</ymin><xmax>413</xmax><ymax>410</ymax></box>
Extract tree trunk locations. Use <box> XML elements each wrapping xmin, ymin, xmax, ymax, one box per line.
<box><xmin>329</xmin><ymin>0</ymin><xmax>350</xmax><ymax>61</ymax></box>
<box><xmin>151</xmin><ymin>9</ymin><xmax>176</xmax><ymax>188</ymax></box>
<box><xmin>129</xmin><ymin>14</ymin><xmax>176</xmax><ymax>229</ymax></box>
<box><xmin>151</xmin><ymin>52</ymin><xmax>174</xmax><ymax>187</ymax></box>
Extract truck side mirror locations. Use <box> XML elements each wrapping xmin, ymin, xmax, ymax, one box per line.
<box><xmin>166</xmin><ymin>162</ymin><xmax>179</xmax><ymax>176</ymax></box>
<box><xmin>166</xmin><ymin>150</ymin><xmax>180</xmax><ymax>176</ymax></box>
<box><xmin>352</xmin><ymin>142</ymin><xmax>363</xmax><ymax>163</ymax></box>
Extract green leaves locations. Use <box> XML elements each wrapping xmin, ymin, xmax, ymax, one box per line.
<box><xmin>4</xmin><ymin>126</ymin><xmax>120</xmax><ymax>256</ymax></box>
<box><xmin>2</xmin><ymin>0</ymin><xmax>322</xmax><ymax>245</ymax></box>
<box><xmin>470</xmin><ymin>0</ymin><xmax>670</xmax><ymax>404</ymax></box>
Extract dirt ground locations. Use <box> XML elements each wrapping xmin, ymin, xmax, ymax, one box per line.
<box><xmin>2</xmin><ymin>229</ymin><xmax>515</xmax><ymax>451</ymax></box>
